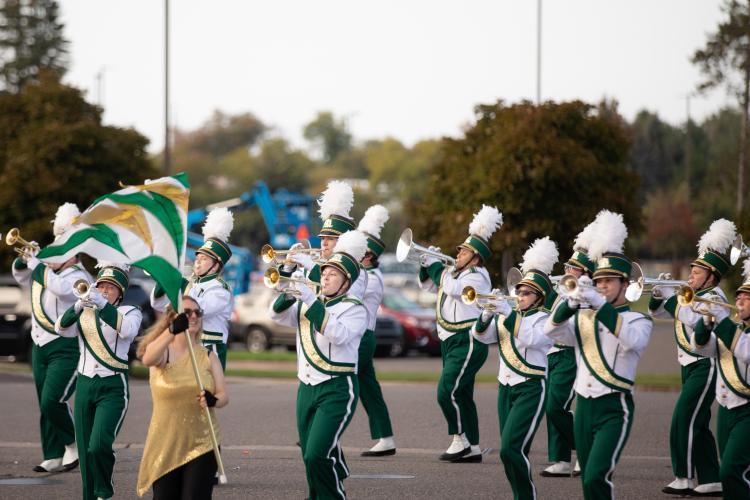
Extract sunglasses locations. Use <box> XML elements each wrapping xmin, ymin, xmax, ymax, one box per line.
<box><xmin>184</xmin><ymin>308</ymin><xmax>203</xmax><ymax>318</ymax></box>
<box><xmin>516</xmin><ymin>290</ymin><xmax>539</xmax><ymax>298</ymax></box>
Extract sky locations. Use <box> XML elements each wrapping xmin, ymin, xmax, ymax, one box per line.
<box><xmin>60</xmin><ymin>0</ymin><xmax>730</xmax><ymax>154</ymax></box>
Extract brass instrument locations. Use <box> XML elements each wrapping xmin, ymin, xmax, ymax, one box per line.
<box><xmin>5</xmin><ymin>228</ymin><xmax>40</xmax><ymax>256</ymax></box>
<box><xmin>625</xmin><ymin>262</ymin><xmax>687</xmax><ymax>302</ymax></box>
<box><xmin>676</xmin><ymin>285</ymin><xmax>738</xmax><ymax>315</ymax></box>
<box><xmin>557</xmin><ymin>274</ymin><xmax>600</xmax><ymax>301</ymax></box>
<box><xmin>396</xmin><ymin>228</ymin><xmax>456</xmax><ymax>266</ymax></box>
<box><xmin>263</xmin><ymin>268</ymin><xmax>317</xmax><ymax>295</ymax></box>
<box><xmin>460</xmin><ymin>286</ymin><xmax>516</xmax><ymax>310</ymax></box>
<box><xmin>260</xmin><ymin>239</ymin><xmax>320</xmax><ymax>265</ymax></box>
<box><xmin>73</xmin><ymin>279</ymin><xmax>92</xmax><ymax>300</ymax></box>
<box><xmin>730</xmin><ymin>234</ymin><xmax>750</xmax><ymax>265</ymax></box>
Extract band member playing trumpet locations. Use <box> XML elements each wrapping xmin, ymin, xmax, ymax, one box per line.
<box><xmin>269</xmin><ymin>230</ymin><xmax>369</xmax><ymax>500</ymax></box>
<box><xmin>544</xmin><ymin>210</ymin><xmax>652</xmax><ymax>500</ymax></box>
<box><xmin>418</xmin><ymin>205</ymin><xmax>502</xmax><ymax>463</ymax></box>
<box><xmin>690</xmin><ymin>257</ymin><xmax>750</xmax><ymax>500</ymax></box>
<box><xmin>152</xmin><ymin>208</ymin><xmax>234</xmax><ymax>369</ymax></box>
<box><xmin>55</xmin><ymin>262</ymin><xmax>142</xmax><ymax>500</ymax></box>
<box><xmin>650</xmin><ymin>219</ymin><xmax>734</xmax><ymax>497</ymax></box>
<box><xmin>10</xmin><ymin>203</ymin><xmax>92</xmax><ymax>473</ymax></box>
<box><xmin>542</xmin><ymin>221</ymin><xmax>596</xmax><ymax>478</ymax></box>
<box><xmin>355</xmin><ymin>205</ymin><xmax>397</xmax><ymax>457</ymax></box>
<box><xmin>472</xmin><ymin>237</ymin><xmax>557</xmax><ymax>499</ymax></box>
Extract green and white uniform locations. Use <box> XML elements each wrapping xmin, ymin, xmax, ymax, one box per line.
<box><xmin>545</xmin><ymin>301</ymin><xmax>652</xmax><ymax>500</ymax></box>
<box><xmin>12</xmin><ymin>259</ymin><xmax>92</xmax><ymax>462</ymax></box>
<box><xmin>419</xmin><ymin>261</ymin><xmax>490</xmax><ymax>448</ymax></box>
<box><xmin>56</xmin><ymin>301</ymin><xmax>142</xmax><ymax>500</ymax></box>
<box><xmin>473</xmin><ymin>307</ymin><xmax>553</xmax><ymax>499</ymax></box>
<box><xmin>691</xmin><ymin>317</ymin><xmax>750</xmax><ymax>499</ymax></box>
<box><xmin>270</xmin><ymin>291</ymin><xmax>367</xmax><ymax>500</ymax></box>
<box><xmin>151</xmin><ymin>273</ymin><xmax>233</xmax><ymax>369</ymax></box>
<box><xmin>649</xmin><ymin>287</ymin><xmax>723</xmax><ymax>486</ymax></box>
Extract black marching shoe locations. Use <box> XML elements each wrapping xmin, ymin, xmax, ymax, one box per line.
<box><xmin>439</xmin><ymin>446</ymin><xmax>470</xmax><ymax>461</ymax></box>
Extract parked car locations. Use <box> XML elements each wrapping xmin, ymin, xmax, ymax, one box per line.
<box><xmin>379</xmin><ymin>287</ymin><xmax>440</xmax><ymax>357</ymax></box>
<box><xmin>230</xmin><ymin>287</ymin><xmax>405</xmax><ymax>357</ymax></box>
<box><xmin>379</xmin><ymin>253</ymin><xmax>436</xmax><ymax>307</ymax></box>
<box><xmin>0</xmin><ymin>275</ymin><xmax>32</xmax><ymax>362</ymax></box>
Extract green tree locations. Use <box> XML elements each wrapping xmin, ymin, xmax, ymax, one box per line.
<box><xmin>628</xmin><ymin>110</ymin><xmax>685</xmax><ymax>200</ymax></box>
<box><xmin>412</xmin><ymin>100</ymin><xmax>641</xmax><ymax>282</ymax></box>
<box><xmin>692</xmin><ymin>0</ymin><xmax>750</xmax><ymax>216</ymax></box>
<box><xmin>0</xmin><ymin>73</ymin><xmax>155</xmax><ymax>262</ymax></box>
<box><xmin>303</xmin><ymin>111</ymin><xmax>352</xmax><ymax>163</ymax></box>
<box><xmin>0</xmin><ymin>0</ymin><xmax>69</xmax><ymax>93</ymax></box>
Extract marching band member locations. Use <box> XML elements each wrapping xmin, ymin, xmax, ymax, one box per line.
<box><xmin>355</xmin><ymin>205</ymin><xmax>397</xmax><ymax>457</ymax></box>
<box><xmin>152</xmin><ymin>208</ymin><xmax>234</xmax><ymax>369</ymax></box>
<box><xmin>650</xmin><ymin>220</ymin><xmax>733</xmax><ymax>497</ymax></box>
<box><xmin>544</xmin><ymin>210</ymin><xmax>652</xmax><ymax>500</ymax></box>
<box><xmin>542</xmin><ymin>221</ymin><xmax>597</xmax><ymax>478</ymax></box>
<box><xmin>55</xmin><ymin>262</ymin><xmax>142</xmax><ymax>500</ymax></box>
<box><xmin>269</xmin><ymin>230</ymin><xmax>369</xmax><ymax>499</ymax></box>
<box><xmin>418</xmin><ymin>205</ymin><xmax>502</xmax><ymax>463</ymax></box>
<box><xmin>472</xmin><ymin>237</ymin><xmax>557</xmax><ymax>499</ymax></box>
<box><xmin>690</xmin><ymin>257</ymin><xmax>750</xmax><ymax>500</ymax></box>
<box><xmin>283</xmin><ymin>180</ymin><xmax>368</xmax><ymax>301</ymax></box>
<box><xmin>136</xmin><ymin>296</ymin><xmax>228</xmax><ymax>499</ymax></box>
<box><xmin>11</xmin><ymin>203</ymin><xmax>92</xmax><ymax>473</ymax></box>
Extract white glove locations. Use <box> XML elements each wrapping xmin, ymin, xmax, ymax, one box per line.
<box><xmin>88</xmin><ymin>287</ymin><xmax>108</xmax><ymax>309</ymax></box>
<box><xmin>480</xmin><ymin>308</ymin><xmax>495</xmax><ymax>323</ymax></box>
<box><xmin>296</xmin><ymin>282</ymin><xmax>318</xmax><ymax>306</ymax></box>
<box><xmin>658</xmin><ymin>272</ymin><xmax>673</xmax><ymax>281</ymax></box>
<box><xmin>653</xmin><ymin>285</ymin><xmax>676</xmax><ymax>300</ymax></box>
<box><xmin>577</xmin><ymin>275</ymin><xmax>594</xmax><ymax>288</ymax></box>
<box><xmin>26</xmin><ymin>256</ymin><xmax>41</xmax><ymax>271</ymax></box>
<box><xmin>74</xmin><ymin>299</ymin><xmax>86</xmax><ymax>314</ymax></box>
<box><xmin>580</xmin><ymin>286</ymin><xmax>605</xmax><ymax>309</ymax></box>
<box><xmin>484</xmin><ymin>290</ymin><xmax>512</xmax><ymax>316</ymax></box>
<box><xmin>566</xmin><ymin>296</ymin><xmax>581</xmax><ymax>309</ymax></box>
<box><xmin>421</xmin><ymin>246</ymin><xmax>442</xmax><ymax>267</ymax></box>
<box><xmin>289</xmin><ymin>252</ymin><xmax>315</xmax><ymax>270</ymax></box>
<box><xmin>706</xmin><ymin>302</ymin><xmax>730</xmax><ymax>323</ymax></box>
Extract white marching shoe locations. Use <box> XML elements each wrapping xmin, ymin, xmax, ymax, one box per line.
<box><xmin>439</xmin><ymin>434</ymin><xmax>470</xmax><ymax>461</ymax></box>
<box><xmin>691</xmin><ymin>482</ymin><xmax>722</xmax><ymax>497</ymax></box>
<box><xmin>361</xmin><ymin>436</ymin><xmax>396</xmax><ymax>457</ymax></box>
<box><xmin>662</xmin><ymin>477</ymin><xmax>694</xmax><ymax>495</ymax></box>
<box><xmin>541</xmin><ymin>461</ymin><xmax>573</xmax><ymax>477</ymax></box>
<box><xmin>573</xmin><ymin>459</ymin><xmax>581</xmax><ymax>476</ymax></box>
<box><xmin>33</xmin><ymin>458</ymin><xmax>62</xmax><ymax>473</ymax></box>
<box><xmin>62</xmin><ymin>442</ymin><xmax>79</xmax><ymax>471</ymax></box>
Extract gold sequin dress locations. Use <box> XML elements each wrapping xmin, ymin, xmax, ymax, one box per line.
<box><xmin>137</xmin><ymin>346</ymin><xmax>221</xmax><ymax>496</ymax></box>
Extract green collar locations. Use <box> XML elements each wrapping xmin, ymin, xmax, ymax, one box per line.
<box><xmin>196</xmin><ymin>272</ymin><xmax>220</xmax><ymax>284</ymax></box>
<box><xmin>696</xmin><ymin>285</ymin><xmax>716</xmax><ymax>296</ymax></box>
<box><xmin>323</xmin><ymin>294</ymin><xmax>346</xmax><ymax>307</ymax></box>
<box><xmin>364</xmin><ymin>263</ymin><xmax>378</xmax><ymax>271</ymax></box>
<box><xmin>614</xmin><ymin>304</ymin><xmax>630</xmax><ymax>313</ymax></box>
<box><xmin>519</xmin><ymin>307</ymin><xmax>540</xmax><ymax>317</ymax></box>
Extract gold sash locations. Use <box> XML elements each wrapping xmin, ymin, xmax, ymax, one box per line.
<box><xmin>79</xmin><ymin>308</ymin><xmax>129</xmax><ymax>372</ymax></box>
<box><xmin>435</xmin><ymin>287</ymin><xmax>476</xmax><ymax>331</ymax></box>
<box><xmin>576</xmin><ymin>309</ymin><xmax>633</xmax><ymax>392</ymax></box>
<box><xmin>298</xmin><ymin>303</ymin><xmax>354</xmax><ymax>375</ymax></box>
<box><xmin>497</xmin><ymin>313</ymin><xmax>545</xmax><ymax>378</ymax></box>
<box><xmin>717</xmin><ymin>329</ymin><xmax>750</xmax><ymax>398</ymax></box>
<box><xmin>31</xmin><ymin>281</ymin><xmax>56</xmax><ymax>333</ymax></box>
<box><xmin>674</xmin><ymin>304</ymin><xmax>701</xmax><ymax>355</ymax></box>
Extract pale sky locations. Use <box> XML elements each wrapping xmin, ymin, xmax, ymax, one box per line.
<box><xmin>60</xmin><ymin>0</ymin><xmax>730</xmax><ymax>154</ymax></box>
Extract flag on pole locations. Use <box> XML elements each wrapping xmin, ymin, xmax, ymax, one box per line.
<box><xmin>37</xmin><ymin>173</ymin><xmax>190</xmax><ymax>309</ymax></box>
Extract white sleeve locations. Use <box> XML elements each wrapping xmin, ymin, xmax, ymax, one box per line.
<box><xmin>54</xmin><ymin>314</ymin><xmax>79</xmax><ymax>338</ymax></box>
<box><xmin>192</xmin><ymin>286</ymin><xmax>232</xmax><ymax>317</ymax></box>
<box><xmin>516</xmin><ymin>314</ymin><xmax>555</xmax><ymax>350</ymax></box>
<box><xmin>11</xmin><ymin>260</ymin><xmax>31</xmax><ymax>287</ymax></box>
<box><xmin>40</xmin><ymin>265</ymin><xmax>79</xmax><ymax>301</ymax></box>
<box><xmin>321</xmin><ymin>304</ymin><xmax>368</xmax><ymax>346</ymax></box>
<box><xmin>690</xmin><ymin>332</ymin><xmax>718</xmax><ymax>358</ymax></box>
<box><xmin>269</xmin><ymin>297</ymin><xmax>300</xmax><ymax>328</ymax></box>
<box><xmin>348</xmin><ymin>269</ymin><xmax>368</xmax><ymax>302</ymax></box>
<box><xmin>470</xmin><ymin>316</ymin><xmax>498</xmax><ymax>345</ymax></box>
<box><xmin>543</xmin><ymin>301</ymin><xmax>577</xmax><ymax>346</ymax></box>
<box><xmin>118</xmin><ymin>307</ymin><xmax>143</xmax><ymax>341</ymax></box>
<box><xmin>733</xmin><ymin>332</ymin><xmax>750</xmax><ymax>364</ymax></box>
<box><xmin>362</xmin><ymin>274</ymin><xmax>383</xmax><ymax>320</ymax></box>
<box><xmin>150</xmin><ymin>286</ymin><xmax>170</xmax><ymax>313</ymax></box>
<box><xmin>441</xmin><ymin>271</ymin><xmax>489</xmax><ymax>299</ymax></box>
<box><xmin>611</xmin><ymin>315</ymin><xmax>652</xmax><ymax>354</ymax></box>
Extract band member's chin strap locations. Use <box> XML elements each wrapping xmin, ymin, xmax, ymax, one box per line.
<box><xmin>325</xmin><ymin>280</ymin><xmax>350</xmax><ymax>299</ymax></box>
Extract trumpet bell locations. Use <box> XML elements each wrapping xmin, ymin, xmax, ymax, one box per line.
<box><xmin>396</xmin><ymin>228</ymin><xmax>455</xmax><ymax>266</ymax></box>
<box><xmin>260</xmin><ymin>244</ymin><xmax>275</xmax><ymax>264</ymax></box>
<box><xmin>460</xmin><ymin>286</ymin><xmax>478</xmax><ymax>305</ymax></box>
<box><xmin>263</xmin><ymin>268</ymin><xmax>281</xmax><ymax>288</ymax></box>
<box><xmin>395</xmin><ymin>228</ymin><xmax>414</xmax><ymax>263</ymax></box>
<box><xmin>624</xmin><ymin>262</ymin><xmax>645</xmax><ymax>302</ymax></box>
<box><xmin>73</xmin><ymin>279</ymin><xmax>91</xmax><ymax>299</ymax></box>
<box><xmin>731</xmin><ymin>234</ymin><xmax>749</xmax><ymax>265</ymax></box>
<box><xmin>260</xmin><ymin>240</ymin><xmax>315</xmax><ymax>264</ymax></box>
<box><xmin>506</xmin><ymin>268</ymin><xmax>523</xmax><ymax>297</ymax></box>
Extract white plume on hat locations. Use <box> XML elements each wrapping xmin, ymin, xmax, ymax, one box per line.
<box><xmin>52</xmin><ymin>203</ymin><xmax>81</xmax><ymax>237</ymax></box>
<box><xmin>697</xmin><ymin>218</ymin><xmax>736</xmax><ymax>256</ymax></box>
<box><xmin>333</xmin><ymin>230</ymin><xmax>368</xmax><ymax>262</ymax></box>
<box><xmin>95</xmin><ymin>261</ymin><xmax>131</xmax><ymax>272</ymax></box>
<box><xmin>587</xmin><ymin>210</ymin><xmax>628</xmax><ymax>261</ymax></box>
<box><xmin>357</xmin><ymin>205</ymin><xmax>389</xmax><ymax>239</ymax></box>
<box><xmin>573</xmin><ymin>218</ymin><xmax>597</xmax><ymax>252</ymax></box>
<box><xmin>468</xmin><ymin>205</ymin><xmax>503</xmax><ymax>240</ymax></box>
<box><xmin>318</xmin><ymin>180</ymin><xmax>354</xmax><ymax>221</ymax></box>
<box><xmin>202</xmin><ymin>207</ymin><xmax>234</xmax><ymax>242</ymax></box>
<box><xmin>520</xmin><ymin>237</ymin><xmax>559</xmax><ymax>275</ymax></box>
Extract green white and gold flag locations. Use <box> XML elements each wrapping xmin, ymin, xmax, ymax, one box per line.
<box><xmin>37</xmin><ymin>173</ymin><xmax>190</xmax><ymax>309</ymax></box>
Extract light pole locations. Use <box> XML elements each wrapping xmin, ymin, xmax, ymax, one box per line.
<box><xmin>536</xmin><ymin>0</ymin><xmax>542</xmax><ymax>104</ymax></box>
<box><xmin>164</xmin><ymin>0</ymin><xmax>171</xmax><ymax>175</ymax></box>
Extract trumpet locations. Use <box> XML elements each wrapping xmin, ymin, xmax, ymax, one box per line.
<box><xmin>5</xmin><ymin>228</ymin><xmax>40</xmax><ymax>257</ymax></box>
<box><xmin>263</xmin><ymin>268</ymin><xmax>318</xmax><ymax>296</ymax></box>
<box><xmin>730</xmin><ymin>234</ymin><xmax>750</xmax><ymax>265</ymax></box>
<box><xmin>556</xmin><ymin>274</ymin><xmax>598</xmax><ymax>298</ymax></box>
<box><xmin>396</xmin><ymin>228</ymin><xmax>455</xmax><ymax>266</ymax></box>
<box><xmin>676</xmin><ymin>285</ymin><xmax>738</xmax><ymax>315</ymax></box>
<box><xmin>260</xmin><ymin>239</ymin><xmax>320</xmax><ymax>265</ymax></box>
<box><xmin>461</xmin><ymin>286</ymin><xmax>516</xmax><ymax>310</ymax></box>
<box><xmin>73</xmin><ymin>279</ymin><xmax>92</xmax><ymax>300</ymax></box>
<box><xmin>624</xmin><ymin>262</ymin><xmax>687</xmax><ymax>302</ymax></box>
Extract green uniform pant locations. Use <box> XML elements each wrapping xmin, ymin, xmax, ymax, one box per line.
<box><xmin>545</xmin><ymin>348</ymin><xmax>577</xmax><ymax>462</ymax></box>
<box><xmin>357</xmin><ymin>329</ymin><xmax>394</xmax><ymax>439</ymax></box>
<box><xmin>32</xmin><ymin>338</ymin><xmax>78</xmax><ymax>460</ymax></box>
<box><xmin>575</xmin><ymin>392</ymin><xmax>634</xmax><ymax>500</ymax></box>
<box><xmin>75</xmin><ymin>373</ymin><xmax>129</xmax><ymax>500</ymax></box>
<box><xmin>717</xmin><ymin>402</ymin><xmax>750</xmax><ymax>500</ymax></box>
<box><xmin>297</xmin><ymin>375</ymin><xmax>359</xmax><ymax>500</ymax></box>
<box><xmin>205</xmin><ymin>342</ymin><xmax>227</xmax><ymax>370</ymax></box>
<box><xmin>498</xmin><ymin>379</ymin><xmax>546</xmax><ymax>500</ymax></box>
<box><xmin>669</xmin><ymin>358</ymin><xmax>720</xmax><ymax>483</ymax></box>
<box><xmin>437</xmin><ymin>332</ymin><xmax>488</xmax><ymax>445</ymax></box>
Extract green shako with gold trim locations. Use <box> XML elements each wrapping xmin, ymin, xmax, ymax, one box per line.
<box><xmin>587</xmin><ymin>210</ymin><xmax>632</xmax><ymax>280</ymax></box>
<box><xmin>457</xmin><ymin>205</ymin><xmax>503</xmax><ymax>263</ymax></box>
<box><xmin>320</xmin><ymin>230</ymin><xmax>369</xmax><ymax>285</ymax></box>
<box><xmin>517</xmin><ymin>236</ymin><xmax>559</xmax><ymax>304</ymax></box>
<box><xmin>565</xmin><ymin>218</ymin><xmax>597</xmax><ymax>274</ymax></box>
<box><xmin>692</xmin><ymin>219</ymin><xmax>737</xmax><ymax>280</ymax></box>
<box><xmin>197</xmin><ymin>207</ymin><xmax>234</xmax><ymax>266</ymax></box>
<box><xmin>737</xmin><ymin>258</ymin><xmax>750</xmax><ymax>295</ymax></box>
<box><xmin>357</xmin><ymin>204</ymin><xmax>389</xmax><ymax>256</ymax></box>
<box><xmin>95</xmin><ymin>261</ymin><xmax>130</xmax><ymax>296</ymax></box>
<box><xmin>317</xmin><ymin>180</ymin><xmax>356</xmax><ymax>237</ymax></box>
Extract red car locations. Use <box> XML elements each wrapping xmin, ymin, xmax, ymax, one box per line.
<box><xmin>379</xmin><ymin>288</ymin><xmax>440</xmax><ymax>357</ymax></box>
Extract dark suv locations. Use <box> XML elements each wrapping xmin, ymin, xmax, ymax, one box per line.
<box><xmin>0</xmin><ymin>275</ymin><xmax>32</xmax><ymax>362</ymax></box>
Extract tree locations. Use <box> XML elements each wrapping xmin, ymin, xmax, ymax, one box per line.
<box><xmin>0</xmin><ymin>0</ymin><xmax>69</xmax><ymax>93</ymax></box>
<box><xmin>303</xmin><ymin>111</ymin><xmax>352</xmax><ymax>163</ymax></box>
<box><xmin>412</xmin><ymin>100</ymin><xmax>642</xmax><ymax>282</ymax></box>
<box><xmin>692</xmin><ymin>0</ymin><xmax>750</xmax><ymax>216</ymax></box>
<box><xmin>0</xmin><ymin>73</ymin><xmax>155</xmax><ymax>263</ymax></box>
<box><xmin>628</xmin><ymin>110</ymin><xmax>685</xmax><ymax>200</ymax></box>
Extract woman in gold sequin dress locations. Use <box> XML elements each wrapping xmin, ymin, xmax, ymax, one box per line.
<box><xmin>136</xmin><ymin>296</ymin><xmax>228</xmax><ymax>499</ymax></box>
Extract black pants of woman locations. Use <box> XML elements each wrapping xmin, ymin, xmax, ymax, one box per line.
<box><xmin>153</xmin><ymin>451</ymin><xmax>217</xmax><ymax>500</ymax></box>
